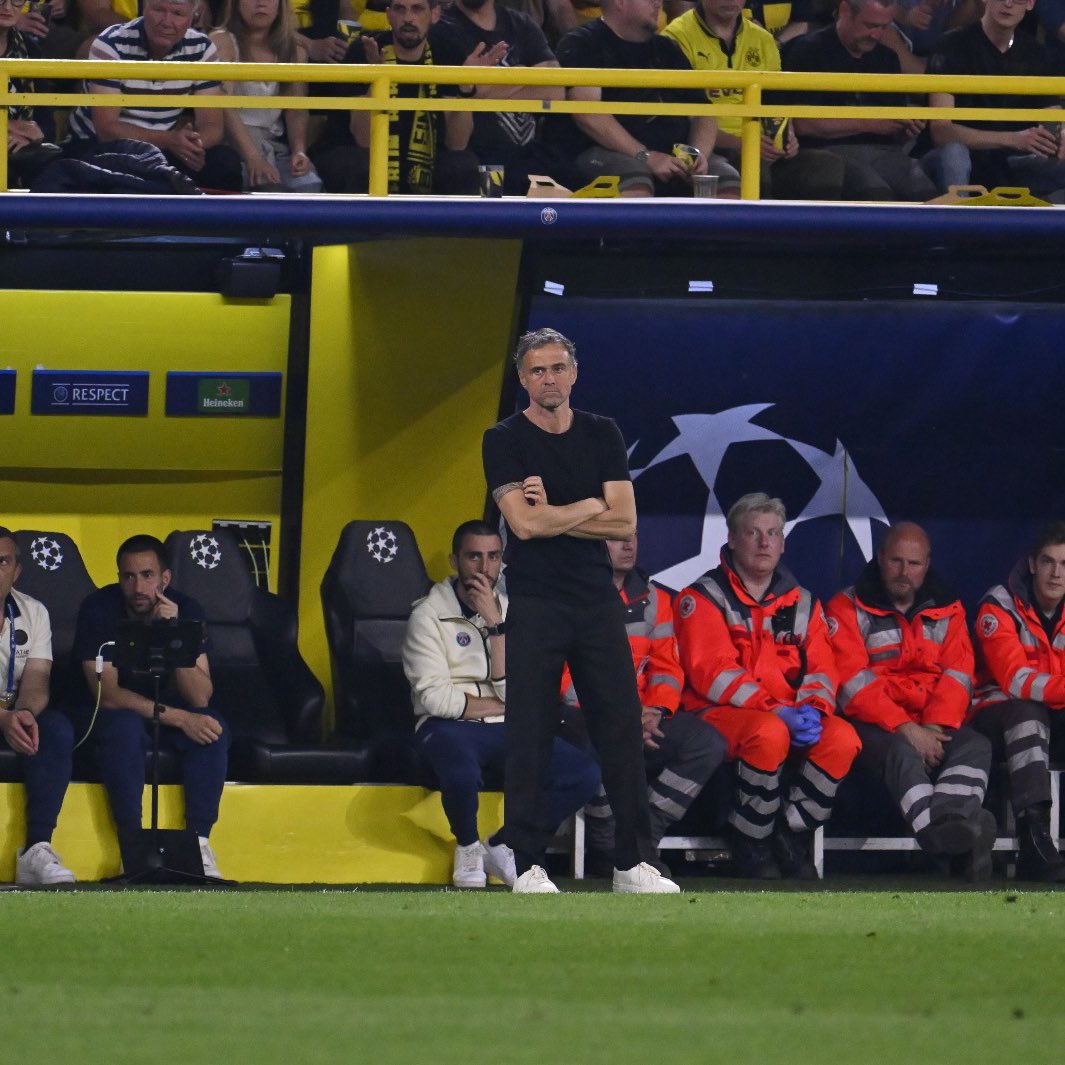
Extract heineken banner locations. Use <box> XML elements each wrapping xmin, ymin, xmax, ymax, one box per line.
<box><xmin>523</xmin><ymin>297</ymin><xmax>1065</xmax><ymax>610</ymax></box>
<box><xmin>165</xmin><ymin>372</ymin><xmax>283</xmax><ymax>417</ymax></box>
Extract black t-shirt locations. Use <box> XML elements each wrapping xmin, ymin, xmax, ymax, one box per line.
<box><xmin>781</xmin><ymin>24</ymin><xmax>904</xmax><ymax>147</ymax></box>
<box><xmin>928</xmin><ymin>25</ymin><xmax>1054</xmax><ymax>130</ymax></box>
<box><xmin>549</xmin><ymin>19</ymin><xmax>702</xmax><ymax>157</ymax></box>
<box><xmin>482</xmin><ymin>408</ymin><xmax>631</xmax><ymax>604</ymax></box>
<box><xmin>436</xmin><ymin>5</ymin><xmax>556</xmax><ymax>156</ymax></box>
<box><xmin>72</xmin><ymin>585</ymin><xmax>209</xmax><ymax>704</ymax></box>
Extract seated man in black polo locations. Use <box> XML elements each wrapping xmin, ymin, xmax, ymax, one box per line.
<box><xmin>72</xmin><ymin>534</ymin><xmax>230</xmax><ymax>877</ymax></box>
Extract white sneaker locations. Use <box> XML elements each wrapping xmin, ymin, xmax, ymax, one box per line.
<box><xmin>16</xmin><ymin>842</ymin><xmax>75</xmax><ymax>886</ymax></box>
<box><xmin>482</xmin><ymin>840</ymin><xmax>517</xmax><ymax>887</ymax></box>
<box><xmin>453</xmin><ymin>841</ymin><xmax>487</xmax><ymax>888</ymax></box>
<box><xmin>613</xmin><ymin>862</ymin><xmax>681</xmax><ymax>894</ymax></box>
<box><xmin>198</xmin><ymin>836</ymin><xmax>222</xmax><ymax>879</ymax></box>
<box><xmin>512</xmin><ymin>865</ymin><xmax>560</xmax><ymax>893</ymax></box>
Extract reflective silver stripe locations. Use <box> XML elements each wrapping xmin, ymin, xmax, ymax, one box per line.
<box><xmin>648</xmin><ymin>673</ymin><xmax>681</xmax><ymax>692</ymax></box>
<box><xmin>936</xmin><ymin>765</ymin><xmax>989</xmax><ymax>788</ymax></box>
<box><xmin>731</xmin><ymin>681</ymin><xmax>760</xmax><ymax>707</ymax></box>
<box><xmin>1054</xmin><ymin>631</ymin><xmax>1065</xmax><ymax>652</ymax></box>
<box><xmin>658</xmin><ymin>767</ymin><xmax>702</xmax><ymax>797</ymax></box>
<box><xmin>648</xmin><ymin>792</ymin><xmax>687</xmax><ymax>820</ymax></box>
<box><xmin>867</xmin><ymin>628</ymin><xmax>900</xmax><ymax>650</ymax></box>
<box><xmin>910</xmin><ymin>808</ymin><xmax>932</xmax><ymax>834</ymax></box>
<box><xmin>729</xmin><ymin>810</ymin><xmax>775</xmax><ymax>839</ymax></box>
<box><xmin>839</xmin><ymin>669</ymin><xmax>878</xmax><ymax>710</ymax></box>
<box><xmin>708</xmin><ymin>668</ymin><xmax>745</xmax><ymax>703</ymax></box>
<box><xmin>1009</xmin><ymin>667</ymin><xmax>1037</xmax><ymax>699</ymax></box>
<box><xmin>735</xmin><ymin>761</ymin><xmax>778</xmax><ymax>788</ymax></box>
<box><xmin>789</xmin><ymin>798</ymin><xmax>832</xmax><ymax>823</ymax></box>
<box><xmin>794</xmin><ymin>590</ymin><xmax>813</xmax><ymax>639</ymax></box>
<box><xmin>899</xmin><ymin>782</ymin><xmax>934</xmax><ymax>815</ymax></box>
<box><xmin>934</xmin><ymin>782</ymin><xmax>985</xmax><ymax>798</ymax></box>
<box><xmin>1005</xmin><ymin>719</ymin><xmax>1050</xmax><ymax>745</ymax></box>
<box><xmin>1030</xmin><ymin>673</ymin><xmax>1051</xmax><ymax>702</ymax></box>
<box><xmin>1008</xmin><ymin>746</ymin><xmax>1049</xmax><ymax>774</ymax></box>
<box><xmin>869</xmin><ymin>649</ymin><xmax>897</xmax><ymax>663</ymax></box>
<box><xmin>922</xmin><ymin>616</ymin><xmax>950</xmax><ymax>645</ymax></box>
<box><xmin>944</xmin><ymin>669</ymin><xmax>973</xmax><ymax>695</ymax></box>
<box><xmin>739</xmin><ymin>795</ymin><xmax>779</xmax><ymax>816</ymax></box>
<box><xmin>649</xmin><ymin>621</ymin><xmax>674</xmax><ymax>639</ymax></box>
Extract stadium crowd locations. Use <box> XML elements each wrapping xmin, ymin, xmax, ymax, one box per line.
<box><xmin>7</xmin><ymin>0</ymin><xmax>1065</xmax><ymax>198</ymax></box>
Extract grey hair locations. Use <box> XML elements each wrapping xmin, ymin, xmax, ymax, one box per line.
<box><xmin>513</xmin><ymin>328</ymin><xmax>578</xmax><ymax>370</ymax></box>
<box><xmin>726</xmin><ymin>493</ymin><xmax>787</xmax><ymax>536</ymax></box>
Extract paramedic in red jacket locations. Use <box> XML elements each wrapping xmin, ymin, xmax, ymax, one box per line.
<box><xmin>673</xmin><ymin>493</ymin><xmax>860</xmax><ymax>879</ymax></box>
<box><xmin>971</xmin><ymin>521</ymin><xmax>1065</xmax><ymax>882</ymax></box>
<box><xmin>826</xmin><ymin>522</ymin><xmax>994</xmax><ymax>880</ymax></box>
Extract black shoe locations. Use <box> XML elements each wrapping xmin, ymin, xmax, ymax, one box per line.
<box><xmin>1016</xmin><ymin>805</ymin><xmax>1065</xmax><ymax>882</ymax></box>
<box><xmin>731</xmin><ymin>834</ymin><xmax>782</xmax><ymax>880</ymax></box>
<box><xmin>772</xmin><ymin>826</ymin><xmax>818</xmax><ymax>880</ymax></box>
<box><xmin>951</xmin><ymin>809</ymin><xmax>997</xmax><ymax>883</ymax></box>
<box><xmin>923</xmin><ymin>812</ymin><xmax>978</xmax><ymax>856</ymax></box>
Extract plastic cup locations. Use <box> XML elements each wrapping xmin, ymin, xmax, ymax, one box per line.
<box><xmin>692</xmin><ymin>174</ymin><xmax>719</xmax><ymax>199</ymax></box>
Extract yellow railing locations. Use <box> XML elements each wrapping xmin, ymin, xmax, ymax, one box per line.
<box><xmin>3</xmin><ymin>58</ymin><xmax>1064</xmax><ymax>199</ymax></box>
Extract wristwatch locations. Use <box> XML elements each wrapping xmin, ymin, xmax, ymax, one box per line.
<box><xmin>457</xmin><ymin>84</ymin><xmax>476</xmax><ymax>98</ymax></box>
<box><xmin>484</xmin><ymin>622</ymin><xmax>506</xmax><ymax>637</ymax></box>
<box><xmin>634</xmin><ymin>148</ymin><xmax>651</xmax><ymax>164</ymax></box>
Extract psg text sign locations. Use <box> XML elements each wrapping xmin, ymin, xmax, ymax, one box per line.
<box><xmin>0</xmin><ymin>370</ymin><xmax>13</xmax><ymax>415</ymax></box>
<box><xmin>32</xmin><ymin>370</ymin><xmax>149</xmax><ymax>416</ymax></box>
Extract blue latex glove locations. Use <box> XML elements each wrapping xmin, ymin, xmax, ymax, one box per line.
<box><xmin>776</xmin><ymin>705</ymin><xmax>823</xmax><ymax>747</ymax></box>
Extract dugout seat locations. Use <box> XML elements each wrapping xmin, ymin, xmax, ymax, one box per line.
<box><xmin>320</xmin><ymin>520</ymin><xmax>433</xmax><ymax>783</ymax></box>
<box><xmin>164</xmin><ymin>528</ymin><xmax>366</xmax><ymax>783</ymax></box>
<box><xmin>0</xmin><ymin>531</ymin><xmax>99</xmax><ymax>783</ymax></box>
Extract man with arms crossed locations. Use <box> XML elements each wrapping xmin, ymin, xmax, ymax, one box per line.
<box><xmin>482</xmin><ymin>327</ymin><xmax>678</xmax><ymax>893</ymax></box>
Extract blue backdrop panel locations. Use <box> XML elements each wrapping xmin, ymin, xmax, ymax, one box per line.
<box><xmin>526</xmin><ymin>297</ymin><xmax>1065</xmax><ymax>608</ymax></box>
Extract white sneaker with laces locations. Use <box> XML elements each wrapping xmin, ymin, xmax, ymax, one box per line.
<box><xmin>512</xmin><ymin>865</ymin><xmax>560</xmax><ymax>893</ymax></box>
<box><xmin>453</xmin><ymin>841</ymin><xmax>487</xmax><ymax>888</ymax></box>
<box><xmin>198</xmin><ymin>836</ymin><xmax>222</xmax><ymax>879</ymax></box>
<box><xmin>482</xmin><ymin>841</ymin><xmax>517</xmax><ymax>887</ymax></box>
<box><xmin>16</xmin><ymin>842</ymin><xmax>75</xmax><ymax>886</ymax></box>
<box><xmin>613</xmin><ymin>862</ymin><xmax>681</xmax><ymax>894</ymax></box>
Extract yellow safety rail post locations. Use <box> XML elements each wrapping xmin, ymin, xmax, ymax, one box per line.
<box><xmin>3</xmin><ymin>59</ymin><xmax>1065</xmax><ymax>196</ymax></box>
<box><xmin>740</xmin><ymin>81</ymin><xmax>762</xmax><ymax>202</ymax></box>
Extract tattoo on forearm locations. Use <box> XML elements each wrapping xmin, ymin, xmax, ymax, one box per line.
<box><xmin>492</xmin><ymin>482</ymin><xmax>522</xmax><ymax>504</ymax></box>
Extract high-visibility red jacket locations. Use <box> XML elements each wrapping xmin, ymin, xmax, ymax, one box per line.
<box><xmin>673</xmin><ymin>552</ymin><xmax>837</xmax><ymax>717</ymax></box>
<box><xmin>973</xmin><ymin>559</ymin><xmax>1065</xmax><ymax>711</ymax></box>
<box><xmin>825</xmin><ymin>562</ymin><xmax>974</xmax><ymax>732</ymax></box>
<box><xmin>561</xmin><ymin>568</ymin><xmax>683</xmax><ymax>714</ymax></box>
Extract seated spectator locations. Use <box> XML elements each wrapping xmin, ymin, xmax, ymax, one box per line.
<box><xmin>499</xmin><ymin>0</ymin><xmax>578</xmax><ymax>44</ymax></box>
<box><xmin>673</xmin><ymin>493</ymin><xmax>861</xmax><ymax>879</ymax></box>
<box><xmin>561</xmin><ymin>532</ymin><xmax>727</xmax><ymax>875</ymax></box>
<box><xmin>3</xmin><ymin>2</ymin><xmax>61</xmax><ymax>188</ymax></box>
<box><xmin>549</xmin><ymin>0</ymin><xmax>738</xmax><ymax>197</ymax></box>
<box><xmin>0</xmin><ymin>527</ymin><xmax>77</xmax><ymax>886</ymax></box>
<box><xmin>782</xmin><ymin>0</ymin><xmax>937</xmax><ymax>201</ymax></box>
<box><xmin>970</xmin><ymin>522</ymin><xmax>1065</xmax><ymax>882</ymax></box>
<box><xmin>64</xmin><ymin>0</ymin><xmax>243</xmax><ymax>192</ymax></box>
<box><xmin>880</xmin><ymin>0</ymin><xmax>980</xmax><ymax>73</ymax></box>
<box><xmin>210</xmin><ymin>0</ymin><xmax>323</xmax><ymax>192</ymax></box>
<box><xmin>309</xmin><ymin>0</ymin><xmax>481</xmax><ymax>194</ymax></box>
<box><xmin>436</xmin><ymin>0</ymin><xmax>574</xmax><ymax>195</ymax></box>
<box><xmin>663</xmin><ymin>0</ymin><xmax>844</xmax><ymax>198</ymax></box>
<box><xmin>72</xmin><ymin>534</ymin><xmax>230</xmax><ymax>878</ymax></box>
<box><xmin>923</xmin><ymin>0</ymin><xmax>1065</xmax><ymax>199</ymax></box>
<box><xmin>401</xmin><ymin>521</ymin><xmax>600</xmax><ymax>889</ymax></box>
<box><xmin>826</xmin><ymin>523</ymin><xmax>995</xmax><ymax>880</ymax></box>
<box><xmin>16</xmin><ymin>0</ymin><xmax>91</xmax><ymax>59</ymax></box>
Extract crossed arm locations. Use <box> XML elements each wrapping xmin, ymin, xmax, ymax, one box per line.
<box><xmin>495</xmin><ymin>477</ymin><xmax>635</xmax><ymax>541</ymax></box>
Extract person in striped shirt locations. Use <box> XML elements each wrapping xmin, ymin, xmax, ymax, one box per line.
<box><xmin>65</xmin><ymin>0</ymin><xmax>242</xmax><ymax>189</ymax></box>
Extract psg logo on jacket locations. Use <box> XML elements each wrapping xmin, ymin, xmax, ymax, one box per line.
<box><xmin>456</xmin><ymin>632</ymin><xmax>471</xmax><ymax>647</ymax></box>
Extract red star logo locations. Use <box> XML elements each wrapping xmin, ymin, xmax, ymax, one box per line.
<box><xmin>217</xmin><ymin>381</ymin><xmax>231</xmax><ymax>397</ymax></box>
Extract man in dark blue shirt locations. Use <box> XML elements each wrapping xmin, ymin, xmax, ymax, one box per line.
<box><xmin>73</xmin><ymin>534</ymin><xmax>230</xmax><ymax>877</ymax></box>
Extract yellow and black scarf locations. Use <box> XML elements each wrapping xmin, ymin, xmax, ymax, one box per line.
<box><xmin>382</xmin><ymin>40</ymin><xmax>437</xmax><ymax>195</ymax></box>
<box><xmin>4</xmin><ymin>30</ymin><xmax>34</xmax><ymax>122</ymax></box>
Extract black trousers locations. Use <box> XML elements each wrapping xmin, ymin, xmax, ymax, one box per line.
<box><xmin>504</xmin><ymin>592</ymin><xmax>654</xmax><ymax>871</ymax></box>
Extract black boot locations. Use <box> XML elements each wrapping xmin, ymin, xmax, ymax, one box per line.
<box><xmin>950</xmin><ymin>809</ymin><xmax>997</xmax><ymax>883</ymax></box>
<box><xmin>772</xmin><ymin>824</ymin><xmax>818</xmax><ymax>880</ymax></box>
<box><xmin>1016</xmin><ymin>804</ymin><xmax>1065</xmax><ymax>882</ymax></box>
<box><xmin>731</xmin><ymin>833</ymin><xmax>781</xmax><ymax>880</ymax></box>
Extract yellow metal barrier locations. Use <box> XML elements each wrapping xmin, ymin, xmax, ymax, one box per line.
<box><xmin>3</xmin><ymin>57</ymin><xmax>1065</xmax><ymax>198</ymax></box>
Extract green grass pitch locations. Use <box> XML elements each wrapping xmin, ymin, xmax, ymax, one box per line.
<box><xmin>2</xmin><ymin>883</ymin><xmax>1064</xmax><ymax>1065</ymax></box>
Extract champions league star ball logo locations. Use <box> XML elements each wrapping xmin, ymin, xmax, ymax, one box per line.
<box><xmin>366</xmin><ymin>526</ymin><xmax>399</xmax><ymax>564</ymax></box>
<box><xmin>29</xmin><ymin>536</ymin><xmax>63</xmax><ymax>572</ymax></box>
<box><xmin>629</xmin><ymin>403</ymin><xmax>890</xmax><ymax>592</ymax></box>
<box><xmin>189</xmin><ymin>534</ymin><xmax>222</xmax><ymax>570</ymax></box>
